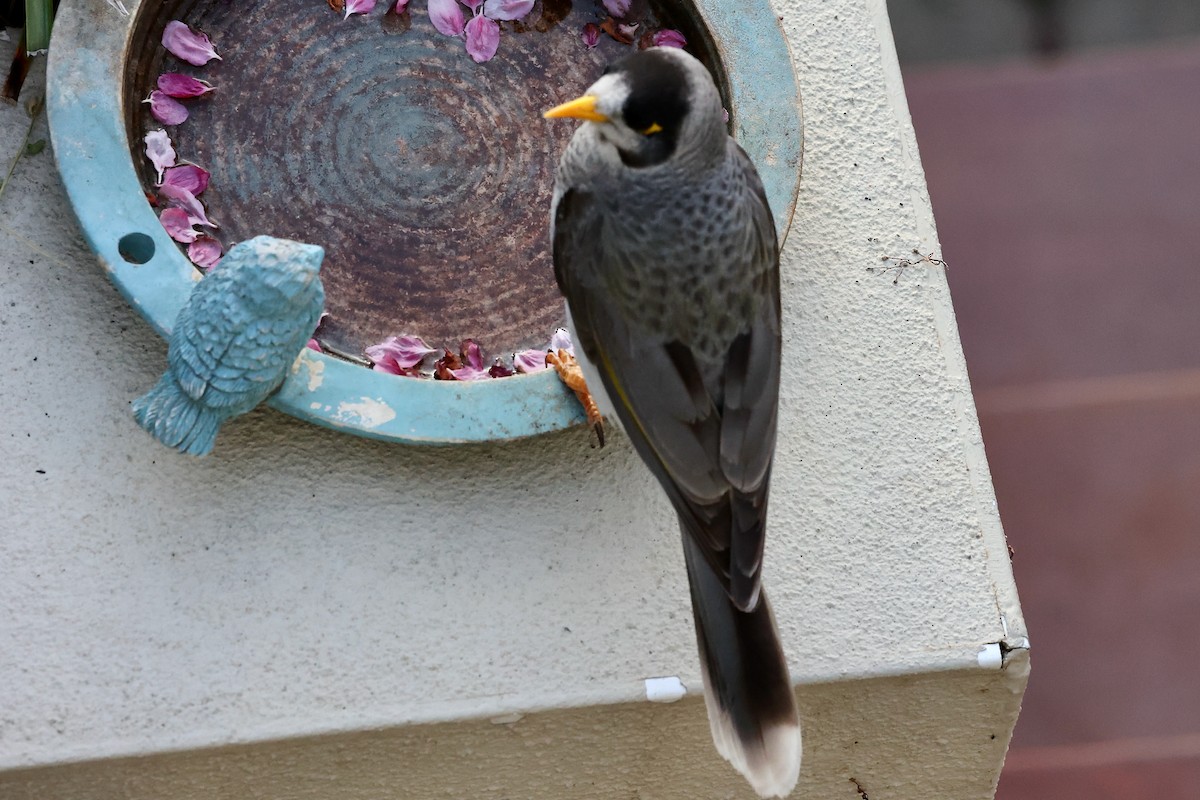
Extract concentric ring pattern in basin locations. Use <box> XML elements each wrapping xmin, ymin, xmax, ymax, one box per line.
<box><xmin>49</xmin><ymin>0</ymin><xmax>803</xmax><ymax>444</ymax></box>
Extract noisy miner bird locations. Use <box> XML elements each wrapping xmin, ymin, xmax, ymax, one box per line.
<box><xmin>132</xmin><ymin>235</ymin><xmax>325</xmax><ymax>456</ymax></box>
<box><xmin>545</xmin><ymin>48</ymin><xmax>800</xmax><ymax>797</ymax></box>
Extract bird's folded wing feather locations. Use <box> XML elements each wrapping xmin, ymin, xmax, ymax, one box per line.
<box><xmin>552</xmin><ymin>176</ymin><xmax>781</xmax><ymax>609</ymax></box>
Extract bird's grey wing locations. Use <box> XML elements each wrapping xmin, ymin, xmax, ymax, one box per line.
<box><xmin>553</xmin><ymin>184</ymin><xmax>782</xmax><ymax>611</ymax></box>
<box><xmin>720</xmin><ymin>142</ymin><xmax>781</xmax><ymax>491</ymax></box>
<box><xmin>717</xmin><ymin>143</ymin><xmax>783</xmax><ymax>606</ymax></box>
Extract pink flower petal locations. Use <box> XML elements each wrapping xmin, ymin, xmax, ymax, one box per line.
<box><xmin>160</xmin><ymin>207</ymin><xmax>200</xmax><ymax>243</ymax></box>
<box><xmin>343</xmin><ymin>0</ymin><xmax>376</xmax><ymax>19</ymax></box>
<box><xmin>652</xmin><ymin>29</ymin><xmax>687</xmax><ymax>48</ymax></box>
<box><xmin>156</xmin><ymin>73</ymin><xmax>215</xmax><ymax>98</ymax></box>
<box><xmin>513</xmin><ymin>348</ymin><xmax>548</xmax><ymax>374</ymax></box>
<box><xmin>488</xmin><ymin>359</ymin><xmax>514</xmax><ymax>378</ymax></box>
<box><xmin>146</xmin><ymin>90</ymin><xmax>188</xmax><ymax>126</ymax></box>
<box><xmin>393</xmin><ymin>0</ymin><xmax>410</xmax><ymax>11</ymax></box>
<box><xmin>550</xmin><ymin>327</ymin><xmax>574</xmax><ymax>355</ymax></box>
<box><xmin>428</xmin><ymin>0</ymin><xmax>465</xmax><ymax>36</ymax></box>
<box><xmin>159</xmin><ymin>182</ymin><xmax>217</xmax><ymax>229</ymax></box>
<box><xmin>482</xmin><ymin>0</ymin><xmax>532</xmax><ymax>20</ymax></box>
<box><xmin>306</xmin><ymin>339</ymin><xmax>323</xmax><ymax>352</ymax></box>
<box><xmin>461</xmin><ymin>0</ymin><xmax>482</xmax><ymax>9</ymax></box>
<box><xmin>161</xmin><ymin>21</ymin><xmax>222</xmax><ymax>66</ymax></box>
<box><xmin>160</xmin><ymin>164</ymin><xmax>211</xmax><ymax>195</ymax></box>
<box><xmin>581</xmin><ymin>22</ymin><xmax>600</xmax><ymax>49</ymax></box>
<box><xmin>617</xmin><ymin>22</ymin><xmax>639</xmax><ymax>40</ymax></box>
<box><xmin>460</xmin><ymin>339</ymin><xmax>485</xmax><ymax>370</ymax></box>
<box><xmin>371</xmin><ymin>358</ymin><xmax>406</xmax><ymax>376</ymax></box>
<box><xmin>187</xmin><ymin>236</ymin><xmax>223</xmax><ymax>269</ymax></box>
<box><xmin>450</xmin><ymin>365</ymin><xmax>492</xmax><ymax>381</ymax></box>
<box><xmin>464</xmin><ymin>14</ymin><xmax>500</xmax><ymax>62</ymax></box>
<box><xmin>365</xmin><ymin>334</ymin><xmax>439</xmax><ymax>372</ymax></box>
<box><xmin>601</xmin><ymin>0</ymin><xmax>630</xmax><ymax>17</ymax></box>
<box><xmin>445</xmin><ymin>339</ymin><xmax>488</xmax><ymax>379</ymax></box>
<box><xmin>144</xmin><ymin>129</ymin><xmax>176</xmax><ymax>183</ymax></box>
<box><xmin>722</xmin><ymin>107</ymin><xmax>730</xmax><ymax>124</ymax></box>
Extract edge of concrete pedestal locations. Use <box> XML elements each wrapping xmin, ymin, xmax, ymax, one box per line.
<box><xmin>0</xmin><ymin>0</ymin><xmax>1027</xmax><ymax>796</ymax></box>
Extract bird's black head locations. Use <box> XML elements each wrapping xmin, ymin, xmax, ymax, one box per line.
<box><xmin>603</xmin><ymin>49</ymin><xmax>691</xmax><ymax>167</ymax></box>
<box><xmin>543</xmin><ymin>47</ymin><xmax>725</xmax><ymax>169</ymax></box>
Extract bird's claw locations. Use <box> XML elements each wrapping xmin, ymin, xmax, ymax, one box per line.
<box><xmin>547</xmin><ymin>349</ymin><xmax>605</xmax><ymax>447</ymax></box>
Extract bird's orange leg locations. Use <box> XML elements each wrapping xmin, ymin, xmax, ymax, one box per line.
<box><xmin>546</xmin><ymin>349</ymin><xmax>605</xmax><ymax>447</ymax></box>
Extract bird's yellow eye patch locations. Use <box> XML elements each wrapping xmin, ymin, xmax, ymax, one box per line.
<box><xmin>641</xmin><ymin>122</ymin><xmax>664</xmax><ymax>136</ymax></box>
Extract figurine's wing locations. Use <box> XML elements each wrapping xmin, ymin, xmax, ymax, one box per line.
<box><xmin>169</xmin><ymin>274</ymin><xmax>319</xmax><ymax>412</ymax></box>
<box><xmin>203</xmin><ymin>316</ymin><xmax>314</xmax><ymax>408</ymax></box>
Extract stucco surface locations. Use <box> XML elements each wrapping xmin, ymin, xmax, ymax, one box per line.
<box><xmin>2</xmin><ymin>668</ymin><xmax>1026</xmax><ymax>799</ymax></box>
<box><xmin>0</xmin><ymin>0</ymin><xmax>1025</xmax><ymax>794</ymax></box>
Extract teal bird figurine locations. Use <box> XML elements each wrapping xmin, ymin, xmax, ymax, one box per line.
<box><xmin>132</xmin><ymin>235</ymin><xmax>325</xmax><ymax>456</ymax></box>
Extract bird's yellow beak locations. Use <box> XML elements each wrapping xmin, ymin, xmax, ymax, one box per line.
<box><xmin>543</xmin><ymin>95</ymin><xmax>610</xmax><ymax>123</ymax></box>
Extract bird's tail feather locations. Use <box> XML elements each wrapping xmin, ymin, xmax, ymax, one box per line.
<box><xmin>131</xmin><ymin>375</ymin><xmax>221</xmax><ymax>457</ymax></box>
<box><xmin>683</xmin><ymin>533</ymin><xmax>801</xmax><ymax>798</ymax></box>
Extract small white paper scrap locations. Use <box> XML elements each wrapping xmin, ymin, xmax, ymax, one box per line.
<box><xmin>644</xmin><ymin>676</ymin><xmax>686</xmax><ymax>703</ymax></box>
<box><xmin>977</xmin><ymin>642</ymin><xmax>1003</xmax><ymax>670</ymax></box>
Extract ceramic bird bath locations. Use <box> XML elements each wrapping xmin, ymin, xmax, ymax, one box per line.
<box><xmin>48</xmin><ymin>0</ymin><xmax>802</xmax><ymax>444</ymax></box>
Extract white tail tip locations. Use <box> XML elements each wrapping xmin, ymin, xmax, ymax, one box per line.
<box><xmin>700</xmin><ymin>667</ymin><xmax>802</xmax><ymax>798</ymax></box>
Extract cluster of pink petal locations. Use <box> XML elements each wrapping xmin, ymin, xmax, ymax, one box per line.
<box><xmin>426</xmin><ymin>0</ymin><xmax>532</xmax><ymax>63</ymax></box>
<box><xmin>336</xmin><ymin>0</ymin><xmax>524</xmax><ymax>63</ymax></box>
<box><xmin>583</xmin><ymin>1</ymin><xmax>686</xmax><ymax>54</ymax></box>
<box><xmin>365</xmin><ymin>334</ymin><xmax>440</xmax><ymax>375</ymax></box>
<box><xmin>150</xmin><ymin>24</ymin><xmax>220</xmax><ymax>125</ymax></box>
<box><xmin>145</xmin><ymin>22</ymin><xmax>225</xmax><ymax>270</ymax></box>
<box><xmin>147</xmin><ymin>147</ymin><xmax>223</xmax><ymax>269</ymax></box>
<box><xmin>365</xmin><ymin>328</ymin><xmax>573</xmax><ymax>380</ymax></box>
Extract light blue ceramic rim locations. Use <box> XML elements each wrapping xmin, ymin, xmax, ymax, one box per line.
<box><xmin>47</xmin><ymin>0</ymin><xmax>802</xmax><ymax>445</ymax></box>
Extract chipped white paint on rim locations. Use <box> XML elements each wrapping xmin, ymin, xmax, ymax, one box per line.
<box><xmin>299</xmin><ymin>353</ymin><xmax>325</xmax><ymax>391</ymax></box>
<box><xmin>334</xmin><ymin>397</ymin><xmax>397</xmax><ymax>428</ymax></box>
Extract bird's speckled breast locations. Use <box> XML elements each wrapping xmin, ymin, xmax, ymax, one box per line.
<box><xmin>563</xmin><ymin>132</ymin><xmax>774</xmax><ymax>362</ymax></box>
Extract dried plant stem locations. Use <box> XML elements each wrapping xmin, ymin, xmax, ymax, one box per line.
<box><xmin>0</xmin><ymin>93</ymin><xmax>43</xmax><ymax>206</ymax></box>
<box><xmin>3</xmin><ymin>31</ymin><xmax>31</xmax><ymax>102</ymax></box>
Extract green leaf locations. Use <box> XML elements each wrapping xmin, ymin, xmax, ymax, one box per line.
<box><xmin>24</xmin><ymin>0</ymin><xmax>54</xmax><ymax>54</ymax></box>
<box><xmin>25</xmin><ymin>140</ymin><xmax>46</xmax><ymax>156</ymax></box>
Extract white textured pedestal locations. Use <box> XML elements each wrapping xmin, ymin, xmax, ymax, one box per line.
<box><xmin>0</xmin><ymin>0</ymin><xmax>1027</xmax><ymax>797</ymax></box>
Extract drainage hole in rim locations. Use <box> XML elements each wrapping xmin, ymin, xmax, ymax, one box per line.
<box><xmin>118</xmin><ymin>233</ymin><xmax>156</xmax><ymax>265</ymax></box>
